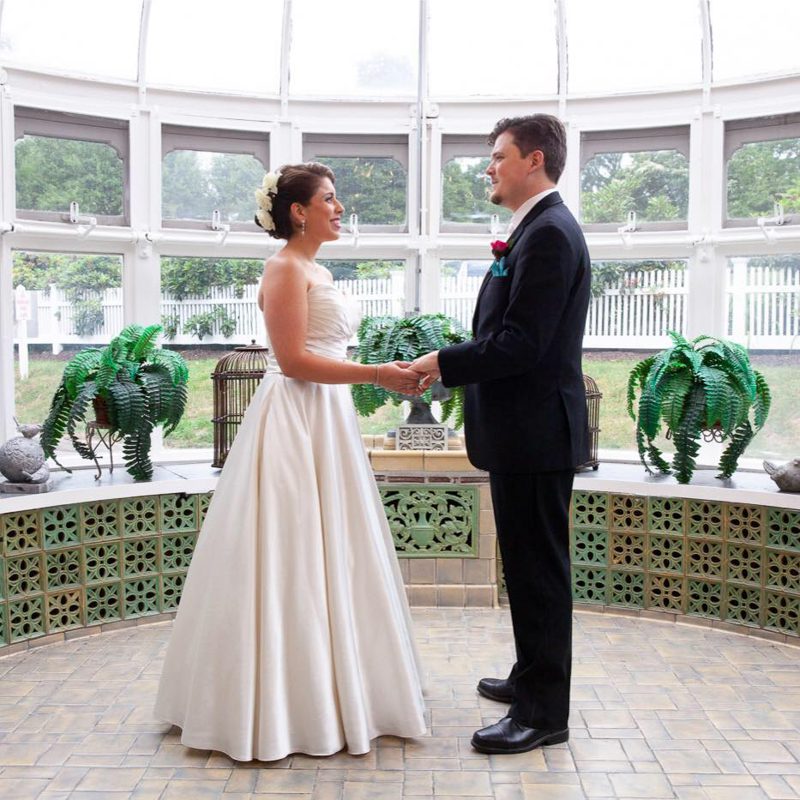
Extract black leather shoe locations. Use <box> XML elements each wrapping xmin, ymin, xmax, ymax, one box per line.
<box><xmin>477</xmin><ymin>677</ymin><xmax>513</xmax><ymax>703</ymax></box>
<box><xmin>471</xmin><ymin>716</ymin><xmax>569</xmax><ymax>754</ymax></box>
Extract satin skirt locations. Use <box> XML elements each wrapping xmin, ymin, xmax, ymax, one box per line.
<box><xmin>154</xmin><ymin>374</ymin><xmax>427</xmax><ymax>761</ymax></box>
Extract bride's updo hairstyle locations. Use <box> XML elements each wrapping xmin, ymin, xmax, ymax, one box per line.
<box><xmin>254</xmin><ymin>162</ymin><xmax>335</xmax><ymax>240</ymax></box>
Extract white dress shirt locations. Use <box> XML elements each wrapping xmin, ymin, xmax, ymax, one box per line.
<box><xmin>507</xmin><ymin>187</ymin><xmax>558</xmax><ymax>236</ymax></box>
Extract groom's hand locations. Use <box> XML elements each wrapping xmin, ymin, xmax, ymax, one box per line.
<box><xmin>378</xmin><ymin>362</ymin><xmax>424</xmax><ymax>395</ymax></box>
<box><xmin>410</xmin><ymin>351</ymin><xmax>441</xmax><ymax>390</ymax></box>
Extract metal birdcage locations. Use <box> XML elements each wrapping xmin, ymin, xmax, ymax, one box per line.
<box><xmin>579</xmin><ymin>374</ymin><xmax>602</xmax><ymax>471</ymax></box>
<box><xmin>211</xmin><ymin>341</ymin><xmax>269</xmax><ymax>468</ymax></box>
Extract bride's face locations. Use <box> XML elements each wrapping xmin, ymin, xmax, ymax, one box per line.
<box><xmin>295</xmin><ymin>178</ymin><xmax>344</xmax><ymax>242</ymax></box>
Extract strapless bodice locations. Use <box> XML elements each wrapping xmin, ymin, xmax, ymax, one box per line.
<box><xmin>265</xmin><ymin>282</ymin><xmax>361</xmax><ymax>372</ymax></box>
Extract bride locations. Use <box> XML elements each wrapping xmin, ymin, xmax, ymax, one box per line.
<box><xmin>154</xmin><ymin>162</ymin><xmax>427</xmax><ymax>761</ymax></box>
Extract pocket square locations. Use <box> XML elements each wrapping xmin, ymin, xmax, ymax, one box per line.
<box><xmin>491</xmin><ymin>256</ymin><xmax>509</xmax><ymax>277</ymax></box>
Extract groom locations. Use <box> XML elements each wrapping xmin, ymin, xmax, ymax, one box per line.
<box><xmin>412</xmin><ymin>114</ymin><xmax>591</xmax><ymax>754</ymax></box>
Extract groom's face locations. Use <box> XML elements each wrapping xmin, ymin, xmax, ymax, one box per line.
<box><xmin>486</xmin><ymin>131</ymin><xmax>537</xmax><ymax>212</ymax></box>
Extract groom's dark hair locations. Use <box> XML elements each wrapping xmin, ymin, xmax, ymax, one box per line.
<box><xmin>488</xmin><ymin>115</ymin><xmax>567</xmax><ymax>183</ymax></box>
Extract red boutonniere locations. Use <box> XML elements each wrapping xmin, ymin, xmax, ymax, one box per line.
<box><xmin>490</xmin><ymin>240</ymin><xmax>509</xmax><ymax>258</ymax></box>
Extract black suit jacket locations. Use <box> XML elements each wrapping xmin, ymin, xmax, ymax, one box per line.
<box><xmin>438</xmin><ymin>192</ymin><xmax>591</xmax><ymax>473</ymax></box>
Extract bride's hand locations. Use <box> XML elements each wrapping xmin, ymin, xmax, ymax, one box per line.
<box><xmin>376</xmin><ymin>362</ymin><xmax>424</xmax><ymax>395</ymax></box>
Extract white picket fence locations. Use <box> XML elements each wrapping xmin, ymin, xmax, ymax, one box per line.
<box><xmin>583</xmin><ymin>268</ymin><xmax>688</xmax><ymax>348</ymax></box>
<box><xmin>441</xmin><ymin>268</ymin><xmax>689</xmax><ymax>348</ymax></box>
<box><xmin>16</xmin><ymin>273</ymin><xmax>406</xmax><ymax>348</ymax></box>
<box><xmin>727</xmin><ymin>258</ymin><xmax>800</xmax><ymax>349</ymax></box>
<box><xmin>13</xmin><ymin>264</ymin><xmax>800</xmax><ymax>350</ymax></box>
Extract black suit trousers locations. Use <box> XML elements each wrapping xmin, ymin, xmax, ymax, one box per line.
<box><xmin>490</xmin><ymin>469</ymin><xmax>574</xmax><ymax>729</ymax></box>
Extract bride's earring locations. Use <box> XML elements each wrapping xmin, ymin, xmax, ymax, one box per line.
<box><xmin>301</xmin><ymin>220</ymin><xmax>306</xmax><ymax>237</ymax></box>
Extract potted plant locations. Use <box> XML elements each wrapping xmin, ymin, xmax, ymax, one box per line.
<box><xmin>627</xmin><ymin>331</ymin><xmax>771</xmax><ymax>483</ymax></box>
<box><xmin>351</xmin><ymin>313</ymin><xmax>470</xmax><ymax>428</ymax></box>
<box><xmin>40</xmin><ymin>324</ymin><xmax>189</xmax><ymax>481</ymax></box>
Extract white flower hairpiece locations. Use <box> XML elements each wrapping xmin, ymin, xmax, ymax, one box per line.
<box><xmin>254</xmin><ymin>170</ymin><xmax>281</xmax><ymax>231</ymax></box>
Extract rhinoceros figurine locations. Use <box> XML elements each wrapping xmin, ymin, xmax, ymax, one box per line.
<box><xmin>763</xmin><ymin>459</ymin><xmax>800</xmax><ymax>493</ymax></box>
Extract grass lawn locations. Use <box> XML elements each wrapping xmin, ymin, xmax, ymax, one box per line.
<box><xmin>14</xmin><ymin>350</ymin><xmax>799</xmax><ymax>461</ymax></box>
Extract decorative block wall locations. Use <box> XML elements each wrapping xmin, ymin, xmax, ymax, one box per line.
<box><xmin>0</xmin><ymin>493</ymin><xmax>210</xmax><ymax>649</ymax></box>
<box><xmin>0</xmin><ymin>481</ymin><xmax>798</xmax><ymax>653</ymax></box>
<box><xmin>565</xmin><ymin>494</ymin><xmax>800</xmax><ymax>638</ymax></box>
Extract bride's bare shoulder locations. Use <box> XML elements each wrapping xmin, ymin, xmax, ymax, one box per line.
<box><xmin>261</xmin><ymin>251</ymin><xmax>308</xmax><ymax>288</ymax></box>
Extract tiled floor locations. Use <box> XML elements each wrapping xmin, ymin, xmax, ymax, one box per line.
<box><xmin>1</xmin><ymin>609</ymin><xmax>799</xmax><ymax>799</ymax></box>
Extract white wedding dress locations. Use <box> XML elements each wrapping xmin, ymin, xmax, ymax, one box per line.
<box><xmin>154</xmin><ymin>282</ymin><xmax>427</xmax><ymax>761</ymax></box>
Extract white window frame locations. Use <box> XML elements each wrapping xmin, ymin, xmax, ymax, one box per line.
<box><xmin>302</xmin><ymin>133</ymin><xmax>410</xmax><ymax>233</ymax></box>
<box><xmin>161</xmin><ymin>124</ymin><xmax>269</xmax><ymax>231</ymax></box>
<box><xmin>724</xmin><ymin>113</ymin><xmax>800</xmax><ymax>228</ymax></box>
<box><xmin>580</xmin><ymin>125</ymin><xmax>691</xmax><ymax>232</ymax></box>
<box><xmin>14</xmin><ymin>107</ymin><xmax>129</xmax><ymax>226</ymax></box>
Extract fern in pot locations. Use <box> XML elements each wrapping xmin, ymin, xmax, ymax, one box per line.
<box><xmin>40</xmin><ymin>324</ymin><xmax>189</xmax><ymax>481</ymax></box>
<box><xmin>627</xmin><ymin>331</ymin><xmax>771</xmax><ymax>483</ymax></box>
<box><xmin>351</xmin><ymin>313</ymin><xmax>470</xmax><ymax>428</ymax></box>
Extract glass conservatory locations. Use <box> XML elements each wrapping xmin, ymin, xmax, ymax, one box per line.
<box><xmin>0</xmin><ymin>1</ymin><xmax>799</xmax><ymax>793</ymax></box>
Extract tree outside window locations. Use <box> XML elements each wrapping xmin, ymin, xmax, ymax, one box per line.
<box><xmin>581</xmin><ymin>150</ymin><xmax>689</xmax><ymax>225</ymax></box>
<box><xmin>15</xmin><ymin>136</ymin><xmax>124</xmax><ymax>217</ymax></box>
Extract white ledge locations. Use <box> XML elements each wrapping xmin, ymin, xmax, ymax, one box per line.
<box><xmin>0</xmin><ymin>458</ymin><xmax>798</xmax><ymax>514</ymax></box>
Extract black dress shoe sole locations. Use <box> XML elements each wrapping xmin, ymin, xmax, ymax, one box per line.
<box><xmin>470</xmin><ymin>728</ymin><xmax>569</xmax><ymax>754</ymax></box>
<box><xmin>476</xmin><ymin>684</ymin><xmax>513</xmax><ymax>703</ymax></box>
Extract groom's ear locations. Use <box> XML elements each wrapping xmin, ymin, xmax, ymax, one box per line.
<box><xmin>527</xmin><ymin>149</ymin><xmax>545</xmax><ymax>172</ymax></box>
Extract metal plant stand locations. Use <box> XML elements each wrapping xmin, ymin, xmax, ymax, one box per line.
<box><xmin>85</xmin><ymin>422</ymin><xmax>123</xmax><ymax>480</ymax></box>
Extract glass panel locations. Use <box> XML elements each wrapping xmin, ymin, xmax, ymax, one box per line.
<box><xmin>581</xmin><ymin>150</ymin><xmax>689</xmax><ymax>224</ymax></box>
<box><xmin>321</xmin><ymin>259</ymin><xmax>406</xmax><ymax>321</ymax></box>
<box><xmin>318</xmin><ymin>157</ymin><xmax>407</xmax><ymax>226</ymax></box>
<box><xmin>15</xmin><ymin>136</ymin><xmax>124</xmax><ymax>217</ymax></box>
<box><xmin>439</xmin><ymin>259</ymin><xmax>492</xmax><ymax>331</ymax></box>
<box><xmin>146</xmin><ymin>0</ymin><xmax>282</xmax><ymax>94</ymax></box>
<box><xmin>162</xmin><ymin>150</ymin><xmax>265</xmax><ymax>223</ymax></box>
<box><xmin>290</xmin><ymin>0</ymin><xmax>418</xmax><ymax>96</ymax></box>
<box><xmin>428</xmin><ymin>0</ymin><xmax>557</xmax><ymax>96</ymax></box>
<box><xmin>12</xmin><ymin>251</ymin><xmax>124</xmax><ymax>459</ymax></box>
<box><xmin>585</xmin><ymin>260</ymin><xmax>688</xmax><ymax>343</ymax></box>
<box><xmin>160</xmin><ymin>257</ymin><xmax>265</xmax><ymax>449</ymax></box>
<box><xmin>0</xmin><ymin>0</ymin><xmax>142</xmax><ymax>80</ymax></box>
<box><xmin>711</xmin><ymin>0</ymin><xmax>800</xmax><ymax>82</ymax></box>
<box><xmin>566</xmin><ymin>0</ymin><xmax>701</xmax><ymax>94</ymax></box>
<box><xmin>727</xmin><ymin>137</ymin><xmax>800</xmax><ymax>219</ymax></box>
<box><xmin>725</xmin><ymin>255</ymin><xmax>800</xmax><ymax>461</ymax></box>
<box><xmin>442</xmin><ymin>156</ymin><xmax>512</xmax><ymax>227</ymax></box>
<box><xmin>583</xmin><ymin>259</ymin><xmax>687</xmax><ymax>457</ymax></box>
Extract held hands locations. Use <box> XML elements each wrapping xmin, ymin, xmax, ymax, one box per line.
<box><xmin>409</xmin><ymin>350</ymin><xmax>441</xmax><ymax>391</ymax></box>
<box><xmin>375</xmin><ymin>361</ymin><xmax>425</xmax><ymax>395</ymax></box>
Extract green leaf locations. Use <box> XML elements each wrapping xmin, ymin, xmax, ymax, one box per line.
<box><xmin>163</xmin><ymin>382</ymin><xmax>188</xmax><ymax>436</ymax></box>
<box><xmin>659</xmin><ymin>370</ymin><xmax>694</xmax><ymax>433</ymax></box>
<box><xmin>65</xmin><ymin>380</ymin><xmax>98</xmax><ymax>462</ymax></box>
<box><xmin>108</xmin><ymin>380</ymin><xmax>146</xmax><ymax>436</ymax></box>
<box><xmin>149</xmin><ymin>348</ymin><xmax>190</xmax><ymax>386</ymax></box>
<box><xmin>752</xmin><ymin>370</ymin><xmax>771</xmax><ymax>430</ymax></box>
<box><xmin>626</xmin><ymin>355</ymin><xmax>655</xmax><ymax>418</ymax></box>
<box><xmin>62</xmin><ymin>349</ymin><xmax>102</xmax><ymax>400</ymax></box>
<box><xmin>132</xmin><ymin>324</ymin><xmax>162</xmax><ymax>361</ymax></box>
<box><xmin>696</xmin><ymin>365</ymin><xmax>731</xmax><ymax>431</ymax></box>
<box><xmin>671</xmin><ymin>385</ymin><xmax>705</xmax><ymax>484</ymax></box>
<box><xmin>122</xmin><ymin>423</ymin><xmax>154</xmax><ymax>481</ymax></box>
<box><xmin>40</xmin><ymin>384</ymin><xmax>72</xmax><ymax>471</ymax></box>
<box><xmin>717</xmin><ymin>421</ymin><xmax>755</xmax><ymax>479</ymax></box>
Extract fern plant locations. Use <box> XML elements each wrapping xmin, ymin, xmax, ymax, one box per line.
<box><xmin>627</xmin><ymin>331</ymin><xmax>771</xmax><ymax>483</ymax></box>
<box><xmin>40</xmin><ymin>324</ymin><xmax>189</xmax><ymax>481</ymax></box>
<box><xmin>351</xmin><ymin>314</ymin><xmax>470</xmax><ymax>428</ymax></box>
